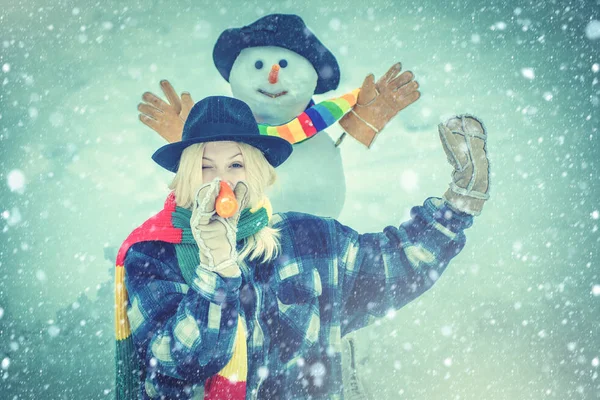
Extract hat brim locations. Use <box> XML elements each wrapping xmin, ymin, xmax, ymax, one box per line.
<box><xmin>213</xmin><ymin>16</ymin><xmax>340</xmax><ymax>95</ymax></box>
<box><xmin>152</xmin><ymin>134</ymin><xmax>293</xmax><ymax>173</ymax></box>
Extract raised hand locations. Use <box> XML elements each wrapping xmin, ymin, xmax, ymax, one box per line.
<box><xmin>137</xmin><ymin>80</ymin><xmax>194</xmax><ymax>143</ymax></box>
<box><xmin>190</xmin><ymin>179</ymin><xmax>249</xmax><ymax>277</ymax></box>
<box><xmin>438</xmin><ymin>115</ymin><xmax>490</xmax><ymax>216</ymax></box>
<box><xmin>339</xmin><ymin>62</ymin><xmax>420</xmax><ymax>148</ymax></box>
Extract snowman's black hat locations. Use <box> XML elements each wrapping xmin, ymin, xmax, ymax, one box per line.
<box><xmin>213</xmin><ymin>14</ymin><xmax>340</xmax><ymax>95</ymax></box>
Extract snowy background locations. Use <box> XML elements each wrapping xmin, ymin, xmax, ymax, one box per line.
<box><xmin>1</xmin><ymin>0</ymin><xmax>599</xmax><ymax>398</ymax></box>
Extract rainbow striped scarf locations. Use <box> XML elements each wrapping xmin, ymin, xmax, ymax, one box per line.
<box><xmin>258</xmin><ymin>89</ymin><xmax>359</xmax><ymax>144</ymax></box>
<box><xmin>115</xmin><ymin>193</ymin><xmax>270</xmax><ymax>399</ymax></box>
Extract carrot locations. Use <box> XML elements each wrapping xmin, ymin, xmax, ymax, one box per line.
<box><xmin>215</xmin><ymin>181</ymin><xmax>238</xmax><ymax>218</ymax></box>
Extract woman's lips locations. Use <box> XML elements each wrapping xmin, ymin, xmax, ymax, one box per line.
<box><xmin>257</xmin><ymin>89</ymin><xmax>288</xmax><ymax>98</ymax></box>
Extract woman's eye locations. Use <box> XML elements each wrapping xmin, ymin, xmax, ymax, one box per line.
<box><xmin>231</xmin><ymin>163</ymin><xmax>244</xmax><ymax>169</ymax></box>
<box><xmin>278</xmin><ymin>59</ymin><xmax>288</xmax><ymax>68</ymax></box>
<box><xmin>255</xmin><ymin>60</ymin><xmax>264</xmax><ymax>69</ymax></box>
<box><xmin>202</xmin><ymin>166</ymin><xmax>212</xmax><ymax>170</ymax></box>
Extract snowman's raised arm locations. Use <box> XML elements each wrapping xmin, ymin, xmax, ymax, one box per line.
<box><xmin>137</xmin><ymin>80</ymin><xmax>195</xmax><ymax>144</ymax></box>
<box><xmin>339</xmin><ymin>63</ymin><xmax>421</xmax><ymax>148</ymax></box>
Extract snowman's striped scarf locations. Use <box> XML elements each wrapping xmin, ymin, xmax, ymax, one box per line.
<box><xmin>258</xmin><ymin>88</ymin><xmax>359</xmax><ymax>144</ymax></box>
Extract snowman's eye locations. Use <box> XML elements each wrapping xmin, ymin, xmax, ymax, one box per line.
<box><xmin>255</xmin><ymin>60</ymin><xmax>264</xmax><ymax>69</ymax></box>
<box><xmin>279</xmin><ymin>59</ymin><xmax>288</xmax><ymax>68</ymax></box>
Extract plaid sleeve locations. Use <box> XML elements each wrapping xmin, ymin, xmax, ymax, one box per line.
<box><xmin>124</xmin><ymin>242</ymin><xmax>241</xmax><ymax>386</ymax></box>
<box><xmin>334</xmin><ymin>197</ymin><xmax>474</xmax><ymax>336</ymax></box>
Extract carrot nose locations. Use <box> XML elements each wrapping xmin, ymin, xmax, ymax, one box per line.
<box><xmin>268</xmin><ymin>64</ymin><xmax>280</xmax><ymax>84</ymax></box>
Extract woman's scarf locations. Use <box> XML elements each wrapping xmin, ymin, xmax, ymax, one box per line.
<box><xmin>114</xmin><ymin>192</ymin><xmax>270</xmax><ymax>399</ymax></box>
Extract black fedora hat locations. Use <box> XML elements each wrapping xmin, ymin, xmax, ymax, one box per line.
<box><xmin>152</xmin><ymin>96</ymin><xmax>293</xmax><ymax>172</ymax></box>
<box><xmin>212</xmin><ymin>14</ymin><xmax>340</xmax><ymax>95</ymax></box>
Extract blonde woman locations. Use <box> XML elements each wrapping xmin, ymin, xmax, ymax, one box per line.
<box><xmin>114</xmin><ymin>96</ymin><xmax>490</xmax><ymax>399</ymax></box>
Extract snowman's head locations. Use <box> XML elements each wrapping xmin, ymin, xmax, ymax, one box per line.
<box><xmin>229</xmin><ymin>46</ymin><xmax>318</xmax><ymax>126</ymax></box>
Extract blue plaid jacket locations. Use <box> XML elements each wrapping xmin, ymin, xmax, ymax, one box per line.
<box><xmin>124</xmin><ymin>197</ymin><xmax>474</xmax><ymax>399</ymax></box>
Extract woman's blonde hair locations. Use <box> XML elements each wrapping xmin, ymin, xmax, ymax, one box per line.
<box><xmin>169</xmin><ymin>141</ymin><xmax>281</xmax><ymax>263</ymax></box>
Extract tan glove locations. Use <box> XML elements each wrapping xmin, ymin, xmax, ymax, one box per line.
<box><xmin>137</xmin><ymin>80</ymin><xmax>194</xmax><ymax>143</ymax></box>
<box><xmin>190</xmin><ymin>179</ymin><xmax>249</xmax><ymax>277</ymax></box>
<box><xmin>438</xmin><ymin>114</ymin><xmax>490</xmax><ymax>216</ymax></box>
<box><xmin>338</xmin><ymin>63</ymin><xmax>420</xmax><ymax>148</ymax></box>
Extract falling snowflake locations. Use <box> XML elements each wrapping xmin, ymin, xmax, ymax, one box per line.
<box><xmin>585</xmin><ymin>20</ymin><xmax>600</xmax><ymax>40</ymax></box>
<box><xmin>521</xmin><ymin>68</ymin><xmax>535</xmax><ymax>80</ymax></box>
<box><xmin>47</xmin><ymin>325</ymin><xmax>60</xmax><ymax>337</ymax></box>
<box><xmin>7</xmin><ymin>170</ymin><xmax>26</xmax><ymax>194</ymax></box>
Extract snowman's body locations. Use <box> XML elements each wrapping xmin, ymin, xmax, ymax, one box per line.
<box><xmin>224</xmin><ymin>43</ymin><xmax>366</xmax><ymax>399</ymax></box>
<box><xmin>229</xmin><ymin>46</ymin><xmax>346</xmax><ymax>218</ymax></box>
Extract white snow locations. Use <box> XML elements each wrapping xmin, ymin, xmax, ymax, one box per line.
<box><xmin>512</xmin><ymin>241</ymin><xmax>523</xmax><ymax>252</ymax></box>
<box><xmin>7</xmin><ymin>170</ymin><xmax>26</xmax><ymax>193</ymax></box>
<box><xmin>2</xmin><ymin>63</ymin><xmax>9</xmax><ymax>73</ymax></box>
<box><xmin>386</xmin><ymin>308</ymin><xmax>396</xmax><ymax>319</ymax></box>
<box><xmin>49</xmin><ymin>112</ymin><xmax>64</xmax><ymax>127</ymax></box>
<box><xmin>592</xmin><ymin>284</ymin><xmax>600</xmax><ymax>296</ymax></box>
<box><xmin>1</xmin><ymin>357</ymin><xmax>9</xmax><ymax>370</ymax></box>
<box><xmin>521</xmin><ymin>68</ymin><xmax>535</xmax><ymax>80</ymax></box>
<box><xmin>585</xmin><ymin>20</ymin><xmax>600</xmax><ymax>40</ymax></box>
<box><xmin>491</xmin><ymin>21</ymin><xmax>507</xmax><ymax>31</ymax></box>
<box><xmin>329</xmin><ymin>18</ymin><xmax>342</xmax><ymax>31</ymax></box>
<box><xmin>400</xmin><ymin>169</ymin><xmax>419</xmax><ymax>192</ymax></box>
<box><xmin>593</xmin><ymin>63</ymin><xmax>599</xmax><ymax>73</ymax></box>
<box><xmin>538</xmin><ymin>330</ymin><xmax>547</xmax><ymax>338</ymax></box>
<box><xmin>36</xmin><ymin>270</ymin><xmax>47</xmax><ymax>282</ymax></box>
<box><xmin>591</xmin><ymin>210</ymin><xmax>599</xmax><ymax>220</ymax></box>
<box><xmin>257</xmin><ymin>366</ymin><xmax>269</xmax><ymax>379</ymax></box>
<box><xmin>47</xmin><ymin>325</ymin><xmax>60</xmax><ymax>337</ymax></box>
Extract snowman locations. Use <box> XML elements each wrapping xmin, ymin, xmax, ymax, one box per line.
<box><xmin>138</xmin><ymin>14</ymin><xmax>418</xmax><ymax>219</ymax></box>
<box><xmin>224</xmin><ymin>43</ymin><xmax>347</xmax><ymax>218</ymax></box>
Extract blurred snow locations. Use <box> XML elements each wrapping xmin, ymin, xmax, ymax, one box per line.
<box><xmin>585</xmin><ymin>20</ymin><xmax>600</xmax><ymax>40</ymax></box>
<box><xmin>0</xmin><ymin>0</ymin><xmax>599</xmax><ymax>399</ymax></box>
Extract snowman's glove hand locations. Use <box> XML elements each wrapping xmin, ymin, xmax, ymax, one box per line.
<box><xmin>339</xmin><ymin>63</ymin><xmax>420</xmax><ymax>148</ymax></box>
<box><xmin>137</xmin><ymin>80</ymin><xmax>195</xmax><ymax>143</ymax></box>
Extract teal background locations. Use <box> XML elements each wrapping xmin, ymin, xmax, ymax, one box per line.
<box><xmin>1</xmin><ymin>0</ymin><xmax>599</xmax><ymax>398</ymax></box>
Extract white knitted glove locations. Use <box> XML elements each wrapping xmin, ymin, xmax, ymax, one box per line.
<box><xmin>438</xmin><ymin>114</ymin><xmax>491</xmax><ymax>216</ymax></box>
<box><xmin>190</xmin><ymin>178</ymin><xmax>249</xmax><ymax>277</ymax></box>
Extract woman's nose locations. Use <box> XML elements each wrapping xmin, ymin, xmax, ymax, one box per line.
<box><xmin>268</xmin><ymin>64</ymin><xmax>280</xmax><ymax>84</ymax></box>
